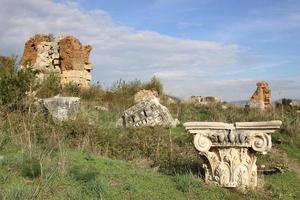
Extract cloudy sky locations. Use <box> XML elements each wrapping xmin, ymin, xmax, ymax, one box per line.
<box><xmin>0</xmin><ymin>0</ymin><xmax>299</xmax><ymax>101</ymax></box>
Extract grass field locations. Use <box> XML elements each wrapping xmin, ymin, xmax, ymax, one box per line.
<box><xmin>0</xmin><ymin>58</ymin><xmax>300</xmax><ymax>199</ymax></box>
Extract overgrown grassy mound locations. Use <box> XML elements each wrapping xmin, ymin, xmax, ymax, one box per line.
<box><xmin>0</xmin><ymin>56</ymin><xmax>300</xmax><ymax>199</ymax></box>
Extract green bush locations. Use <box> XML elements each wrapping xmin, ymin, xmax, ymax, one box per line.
<box><xmin>0</xmin><ymin>56</ymin><xmax>36</xmax><ymax>111</ymax></box>
<box><xmin>100</xmin><ymin>76</ymin><xmax>163</xmax><ymax>113</ymax></box>
<box><xmin>36</xmin><ymin>72</ymin><xmax>62</xmax><ymax>98</ymax></box>
<box><xmin>79</xmin><ymin>85</ymin><xmax>104</xmax><ymax>101</ymax></box>
<box><xmin>144</xmin><ymin>76</ymin><xmax>163</xmax><ymax>95</ymax></box>
<box><xmin>62</xmin><ymin>82</ymin><xmax>81</xmax><ymax>97</ymax></box>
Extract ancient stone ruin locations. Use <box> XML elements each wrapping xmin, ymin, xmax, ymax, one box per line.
<box><xmin>188</xmin><ymin>96</ymin><xmax>222</xmax><ymax>105</ymax></box>
<box><xmin>21</xmin><ymin>34</ymin><xmax>93</xmax><ymax>87</ymax></box>
<box><xmin>248</xmin><ymin>81</ymin><xmax>272</xmax><ymax>110</ymax></box>
<box><xmin>117</xmin><ymin>90</ymin><xmax>178</xmax><ymax>128</ymax></box>
<box><xmin>38</xmin><ymin>96</ymin><xmax>80</xmax><ymax>122</ymax></box>
<box><xmin>184</xmin><ymin>120</ymin><xmax>282</xmax><ymax>188</ymax></box>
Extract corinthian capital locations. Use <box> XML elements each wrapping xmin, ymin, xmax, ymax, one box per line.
<box><xmin>184</xmin><ymin>120</ymin><xmax>282</xmax><ymax>188</ymax></box>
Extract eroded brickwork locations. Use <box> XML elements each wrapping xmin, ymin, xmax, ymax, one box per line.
<box><xmin>249</xmin><ymin>81</ymin><xmax>272</xmax><ymax>109</ymax></box>
<box><xmin>21</xmin><ymin>34</ymin><xmax>93</xmax><ymax>87</ymax></box>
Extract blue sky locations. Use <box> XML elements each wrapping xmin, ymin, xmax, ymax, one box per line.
<box><xmin>1</xmin><ymin>0</ymin><xmax>300</xmax><ymax>100</ymax></box>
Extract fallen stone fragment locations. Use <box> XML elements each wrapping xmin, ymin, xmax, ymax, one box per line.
<box><xmin>38</xmin><ymin>96</ymin><xmax>80</xmax><ymax>122</ymax></box>
<box><xmin>117</xmin><ymin>96</ymin><xmax>178</xmax><ymax>128</ymax></box>
<box><xmin>134</xmin><ymin>89</ymin><xmax>158</xmax><ymax>103</ymax></box>
<box><xmin>94</xmin><ymin>105</ymin><xmax>108</xmax><ymax>112</ymax></box>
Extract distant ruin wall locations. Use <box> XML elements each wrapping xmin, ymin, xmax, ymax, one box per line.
<box><xmin>249</xmin><ymin>81</ymin><xmax>272</xmax><ymax>109</ymax></box>
<box><xmin>21</xmin><ymin>34</ymin><xmax>93</xmax><ymax>87</ymax></box>
<box><xmin>187</xmin><ymin>96</ymin><xmax>222</xmax><ymax>105</ymax></box>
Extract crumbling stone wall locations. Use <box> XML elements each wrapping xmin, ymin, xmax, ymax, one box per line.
<box><xmin>21</xmin><ymin>34</ymin><xmax>51</xmax><ymax>66</ymax></box>
<box><xmin>59</xmin><ymin>36</ymin><xmax>84</xmax><ymax>71</ymax></box>
<box><xmin>249</xmin><ymin>81</ymin><xmax>272</xmax><ymax>109</ymax></box>
<box><xmin>83</xmin><ymin>45</ymin><xmax>92</xmax><ymax>71</ymax></box>
<box><xmin>20</xmin><ymin>34</ymin><xmax>93</xmax><ymax>87</ymax></box>
<box><xmin>35</xmin><ymin>41</ymin><xmax>61</xmax><ymax>79</ymax></box>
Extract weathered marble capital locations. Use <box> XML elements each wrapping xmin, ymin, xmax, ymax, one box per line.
<box><xmin>184</xmin><ymin>121</ymin><xmax>282</xmax><ymax>188</ymax></box>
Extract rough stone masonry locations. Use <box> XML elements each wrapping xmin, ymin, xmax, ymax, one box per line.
<box><xmin>21</xmin><ymin>34</ymin><xmax>93</xmax><ymax>87</ymax></box>
<box><xmin>249</xmin><ymin>81</ymin><xmax>272</xmax><ymax>110</ymax></box>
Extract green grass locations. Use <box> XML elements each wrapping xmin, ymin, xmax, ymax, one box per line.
<box><xmin>281</xmin><ymin>143</ymin><xmax>300</xmax><ymax>162</ymax></box>
<box><xmin>0</xmin><ymin>104</ymin><xmax>299</xmax><ymax>199</ymax></box>
<box><xmin>0</xmin><ymin>144</ymin><xmax>300</xmax><ymax>200</ymax></box>
<box><xmin>0</xmin><ymin>62</ymin><xmax>300</xmax><ymax>199</ymax></box>
<box><xmin>264</xmin><ymin>172</ymin><xmax>300</xmax><ymax>200</ymax></box>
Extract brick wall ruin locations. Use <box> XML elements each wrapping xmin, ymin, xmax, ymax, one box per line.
<box><xmin>249</xmin><ymin>81</ymin><xmax>272</xmax><ymax>109</ymax></box>
<box><xmin>21</xmin><ymin>34</ymin><xmax>93</xmax><ymax>87</ymax></box>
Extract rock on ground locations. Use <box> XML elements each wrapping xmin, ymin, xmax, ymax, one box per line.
<box><xmin>134</xmin><ymin>89</ymin><xmax>158</xmax><ymax>103</ymax></box>
<box><xmin>38</xmin><ymin>96</ymin><xmax>80</xmax><ymax>122</ymax></box>
<box><xmin>117</xmin><ymin>96</ymin><xmax>178</xmax><ymax>128</ymax></box>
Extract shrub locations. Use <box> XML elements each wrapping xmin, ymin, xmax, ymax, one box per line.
<box><xmin>62</xmin><ymin>82</ymin><xmax>81</xmax><ymax>97</ymax></box>
<box><xmin>102</xmin><ymin>79</ymin><xmax>143</xmax><ymax>113</ymax></box>
<box><xmin>100</xmin><ymin>77</ymin><xmax>164</xmax><ymax>113</ymax></box>
<box><xmin>79</xmin><ymin>85</ymin><xmax>104</xmax><ymax>101</ymax></box>
<box><xmin>0</xmin><ymin>56</ymin><xmax>36</xmax><ymax>111</ymax></box>
<box><xmin>143</xmin><ymin>76</ymin><xmax>163</xmax><ymax>95</ymax></box>
<box><xmin>35</xmin><ymin>72</ymin><xmax>62</xmax><ymax>98</ymax></box>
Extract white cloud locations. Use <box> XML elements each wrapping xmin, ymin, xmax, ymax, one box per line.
<box><xmin>0</xmin><ymin>0</ymin><xmax>298</xmax><ymax>100</ymax></box>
